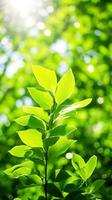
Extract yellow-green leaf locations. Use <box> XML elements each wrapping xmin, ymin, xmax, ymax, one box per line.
<box><xmin>60</xmin><ymin>98</ymin><xmax>92</xmax><ymax>115</ymax></box>
<box><xmin>55</xmin><ymin>70</ymin><xmax>75</xmax><ymax>105</ymax></box>
<box><xmin>12</xmin><ymin>167</ymin><xmax>32</xmax><ymax>178</ymax></box>
<box><xmin>72</xmin><ymin>153</ymin><xmax>85</xmax><ymax>171</ymax></box>
<box><xmin>85</xmin><ymin>155</ymin><xmax>97</xmax><ymax>180</ymax></box>
<box><xmin>9</xmin><ymin>145</ymin><xmax>31</xmax><ymax>157</ymax></box>
<box><xmin>18</xmin><ymin>129</ymin><xmax>43</xmax><ymax>148</ymax></box>
<box><xmin>23</xmin><ymin>106</ymin><xmax>49</xmax><ymax>122</ymax></box>
<box><xmin>28</xmin><ymin>87</ymin><xmax>53</xmax><ymax>110</ymax></box>
<box><xmin>32</xmin><ymin>65</ymin><xmax>57</xmax><ymax>93</ymax></box>
<box><xmin>4</xmin><ymin>160</ymin><xmax>33</xmax><ymax>178</ymax></box>
<box><xmin>15</xmin><ymin>115</ymin><xmax>46</xmax><ymax>130</ymax></box>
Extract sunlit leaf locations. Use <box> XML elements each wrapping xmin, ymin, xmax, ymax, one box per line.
<box><xmin>15</xmin><ymin>115</ymin><xmax>46</xmax><ymax>130</ymax></box>
<box><xmin>32</xmin><ymin>65</ymin><xmax>57</xmax><ymax>93</ymax></box>
<box><xmin>12</xmin><ymin>167</ymin><xmax>32</xmax><ymax>178</ymax></box>
<box><xmin>28</xmin><ymin>87</ymin><xmax>53</xmax><ymax>109</ymax></box>
<box><xmin>18</xmin><ymin>129</ymin><xmax>43</xmax><ymax>148</ymax></box>
<box><xmin>9</xmin><ymin>145</ymin><xmax>31</xmax><ymax>157</ymax></box>
<box><xmin>23</xmin><ymin>106</ymin><xmax>49</xmax><ymax>122</ymax></box>
<box><xmin>29</xmin><ymin>174</ymin><xmax>42</xmax><ymax>185</ymax></box>
<box><xmin>85</xmin><ymin>155</ymin><xmax>97</xmax><ymax>180</ymax></box>
<box><xmin>55</xmin><ymin>70</ymin><xmax>75</xmax><ymax>105</ymax></box>
<box><xmin>4</xmin><ymin>161</ymin><xmax>33</xmax><ymax>178</ymax></box>
<box><xmin>72</xmin><ymin>153</ymin><xmax>85</xmax><ymax>170</ymax></box>
<box><xmin>60</xmin><ymin>98</ymin><xmax>92</xmax><ymax>115</ymax></box>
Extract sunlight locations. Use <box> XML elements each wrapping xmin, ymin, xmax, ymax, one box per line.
<box><xmin>10</xmin><ymin>0</ymin><xmax>35</xmax><ymax>17</ymax></box>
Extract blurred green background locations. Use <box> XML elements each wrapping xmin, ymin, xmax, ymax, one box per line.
<box><xmin>0</xmin><ymin>0</ymin><xmax>112</xmax><ymax>199</ymax></box>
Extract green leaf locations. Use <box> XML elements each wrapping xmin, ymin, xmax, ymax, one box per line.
<box><xmin>9</xmin><ymin>145</ymin><xmax>31</xmax><ymax>157</ymax></box>
<box><xmin>84</xmin><ymin>179</ymin><xmax>105</xmax><ymax>194</ymax></box>
<box><xmin>85</xmin><ymin>155</ymin><xmax>97</xmax><ymax>180</ymax></box>
<box><xmin>48</xmin><ymin>136</ymin><xmax>75</xmax><ymax>162</ymax></box>
<box><xmin>60</xmin><ymin>98</ymin><xmax>92</xmax><ymax>115</ymax></box>
<box><xmin>29</xmin><ymin>174</ymin><xmax>42</xmax><ymax>185</ymax></box>
<box><xmin>32</xmin><ymin>65</ymin><xmax>57</xmax><ymax>93</ymax></box>
<box><xmin>23</xmin><ymin>106</ymin><xmax>49</xmax><ymax>122</ymax></box>
<box><xmin>64</xmin><ymin>184</ymin><xmax>78</xmax><ymax>193</ymax></box>
<box><xmin>90</xmin><ymin>179</ymin><xmax>105</xmax><ymax>192</ymax></box>
<box><xmin>55</xmin><ymin>169</ymin><xmax>70</xmax><ymax>182</ymax></box>
<box><xmin>55</xmin><ymin>70</ymin><xmax>75</xmax><ymax>105</ymax></box>
<box><xmin>12</xmin><ymin>167</ymin><xmax>32</xmax><ymax>178</ymax></box>
<box><xmin>49</xmin><ymin>124</ymin><xmax>75</xmax><ymax>137</ymax></box>
<box><xmin>28</xmin><ymin>87</ymin><xmax>53</xmax><ymax>109</ymax></box>
<box><xmin>15</xmin><ymin>115</ymin><xmax>46</xmax><ymax>130</ymax></box>
<box><xmin>65</xmin><ymin>191</ymin><xmax>85</xmax><ymax>200</ymax></box>
<box><xmin>4</xmin><ymin>161</ymin><xmax>33</xmax><ymax>178</ymax></box>
<box><xmin>47</xmin><ymin>183</ymin><xmax>63</xmax><ymax>197</ymax></box>
<box><xmin>18</xmin><ymin>129</ymin><xmax>43</xmax><ymax>148</ymax></box>
<box><xmin>72</xmin><ymin>153</ymin><xmax>85</xmax><ymax>170</ymax></box>
<box><xmin>43</xmin><ymin>136</ymin><xmax>59</xmax><ymax>149</ymax></box>
<box><xmin>72</xmin><ymin>154</ymin><xmax>97</xmax><ymax>181</ymax></box>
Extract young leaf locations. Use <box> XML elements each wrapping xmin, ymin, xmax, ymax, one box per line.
<box><xmin>49</xmin><ymin>124</ymin><xmax>75</xmax><ymax>137</ymax></box>
<box><xmin>47</xmin><ymin>183</ymin><xmax>63</xmax><ymax>197</ymax></box>
<box><xmin>72</xmin><ymin>153</ymin><xmax>85</xmax><ymax>170</ymax></box>
<box><xmin>60</xmin><ymin>98</ymin><xmax>92</xmax><ymax>115</ymax></box>
<box><xmin>55</xmin><ymin>70</ymin><xmax>75</xmax><ymax>105</ymax></box>
<box><xmin>12</xmin><ymin>167</ymin><xmax>32</xmax><ymax>178</ymax></box>
<box><xmin>4</xmin><ymin>161</ymin><xmax>33</xmax><ymax>177</ymax></box>
<box><xmin>48</xmin><ymin>136</ymin><xmax>76</xmax><ymax>162</ymax></box>
<box><xmin>9</xmin><ymin>145</ymin><xmax>31</xmax><ymax>157</ymax></box>
<box><xmin>28</xmin><ymin>87</ymin><xmax>53</xmax><ymax>110</ymax></box>
<box><xmin>85</xmin><ymin>155</ymin><xmax>97</xmax><ymax>180</ymax></box>
<box><xmin>15</xmin><ymin>115</ymin><xmax>46</xmax><ymax>130</ymax></box>
<box><xmin>23</xmin><ymin>106</ymin><xmax>49</xmax><ymax>122</ymax></box>
<box><xmin>18</xmin><ymin>129</ymin><xmax>43</xmax><ymax>148</ymax></box>
<box><xmin>32</xmin><ymin>65</ymin><xmax>57</xmax><ymax>93</ymax></box>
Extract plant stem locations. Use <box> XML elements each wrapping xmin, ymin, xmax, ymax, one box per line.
<box><xmin>44</xmin><ymin>97</ymin><xmax>56</xmax><ymax>200</ymax></box>
<box><xmin>45</xmin><ymin>151</ymin><xmax>48</xmax><ymax>200</ymax></box>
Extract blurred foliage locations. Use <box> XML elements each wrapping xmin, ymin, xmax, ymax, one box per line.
<box><xmin>0</xmin><ymin>0</ymin><xmax>112</xmax><ymax>199</ymax></box>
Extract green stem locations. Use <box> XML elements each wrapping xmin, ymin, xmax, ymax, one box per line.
<box><xmin>44</xmin><ymin>95</ymin><xmax>56</xmax><ymax>200</ymax></box>
<box><xmin>44</xmin><ymin>151</ymin><xmax>48</xmax><ymax>200</ymax></box>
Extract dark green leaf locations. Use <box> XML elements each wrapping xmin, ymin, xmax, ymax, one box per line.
<box><xmin>55</xmin><ymin>169</ymin><xmax>70</xmax><ymax>182</ymax></box>
<box><xmin>48</xmin><ymin>137</ymin><xmax>75</xmax><ymax>162</ymax></box>
<box><xmin>49</xmin><ymin>124</ymin><xmax>75</xmax><ymax>137</ymax></box>
<box><xmin>43</xmin><ymin>136</ymin><xmax>59</xmax><ymax>149</ymax></box>
<box><xmin>47</xmin><ymin>183</ymin><xmax>63</xmax><ymax>198</ymax></box>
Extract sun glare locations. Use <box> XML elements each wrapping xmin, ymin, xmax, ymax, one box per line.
<box><xmin>10</xmin><ymin>0</ymin><xmax>35</xmax><ymax>17</ymax></box>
